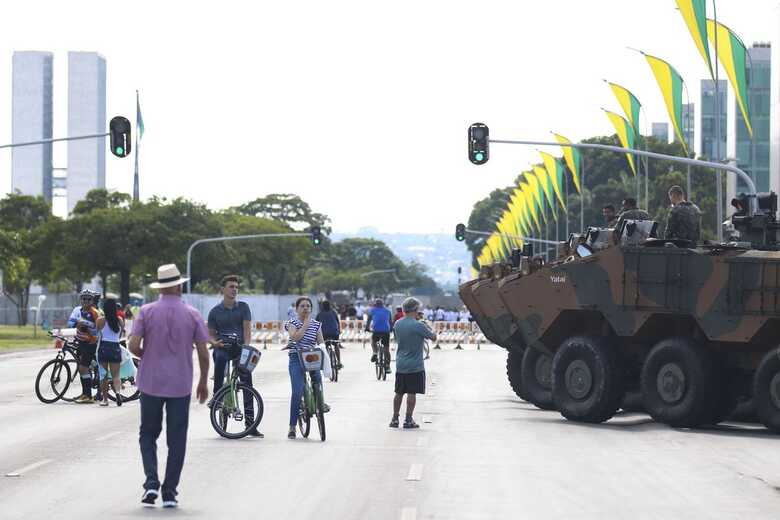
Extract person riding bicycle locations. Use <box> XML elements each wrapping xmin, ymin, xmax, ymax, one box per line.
<box><xmin>207</xmin><ymin>275</ymin><xmax>262</xmax><ymax>438</ymax></box>
<box><xmin>316</xmin><ymin>300</ymin><xmax>343</xmax><ymax>370</ymax></box>
<box><xmin>67</xmin><ymin>289</ymin><xmax>101</xmax><ymax>403</ymax></box>
<box><xmin>285</xmin><ymin>297</ymin><xmax>328</xmax><ymax>439</ymax></box>
<box><xmin>366</xmin><ymin>298</ymin><xmax>392</xmax><ymax>374</ymax></box>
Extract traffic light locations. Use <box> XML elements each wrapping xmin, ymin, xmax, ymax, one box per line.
<box><xmin>311</xmin><ymin>226</ymin><xmax>322</xmax><ymax>246</ymax></box>
<box><xmin>455</xmin><ymin>223</ymin><xmax>466</xmax><ymax>241</ymax></box>
<box><xmin>468</xmin><ymin>123</ymin><xmax>489</xmax><ymax>165</ymax></box>
<box><xmin>109</xmin><ymin>116</ymin><xmax>132</xmax><ymax>158</ymax></box>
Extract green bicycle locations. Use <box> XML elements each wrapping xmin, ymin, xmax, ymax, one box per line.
<box><xmin>297</xmin><ymin>347</ymin><xmax>326</xmax><ymax>441</ymax></box>
<box><xmin>209</xmin><ymin>335</ymin><xmax>264</xmax><ymax>439</ymax></box>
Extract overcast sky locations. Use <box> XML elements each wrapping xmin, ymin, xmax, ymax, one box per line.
<box><xmin>0</xmin><ymin>0</ymin><xmax>777</xmax><ymax>233</ymax></box>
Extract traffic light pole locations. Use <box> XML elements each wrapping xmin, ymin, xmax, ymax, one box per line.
<box><xmin>465</xmin><ymin>228</ymin><xmax>559</xmax><ymax>246</ymax></box>
<box><xmin>0</xmin><ymin>132</ymin><xmax>110</xmax><ymax>150</ymax></box>
<box><xmin>185</xmin><ymin>232</ymin><xmax>312</xmax><ymax>293</ymax></box>
<box><xmin>489</xmin><ymin>138</ymin><xmax>757</xmax><ymax>213</ymax></box>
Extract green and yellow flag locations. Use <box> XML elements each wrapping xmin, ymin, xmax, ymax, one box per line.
<box><xmin>508</xmin><ymin>192</ymin><xmax>528</xmax><ymax>237</ymax></box>
<box><xmin>603</xmin><ymin>109</ymin><xmax>637</xmax><ymax>175</ymax></box>
<box><xmin>520</xmin><ymin>181</ymin><xmax>542</xmax><ymax>233</ymax></box>
<box><xmin>644</xmin><ymin>53</ymin><xmax>689</xmax><ymax>155</ymax></box>
<box><xmin>707</xmin><ymin>19</ymin><xmax>752</xmax><ymax>137</ymax></box>
<box><xmin>533</xmin><ymin>165</ymin><xmax>557</xmax><ymax>220</ymax></box>
<box><xmin>513</xmin><ymin>187</ymin><xmax>533</xmax><ymax>235</ymax></box>
<box><xmin>606</xmin><ymin>81</ymin><xmax>641</xmax><ymax>134</ymax></box>
<box><xmin>539</xmin><ymin>151</ymin><xmax>567</xmax><ymax>209</ymax></box>
<box><xmin>524</xmin><ymin>172</ymin><xmax>547</xmax><ymax>224</ymax></box>
<box><xmin>676</xmin><ymin>0</ymin><xmax>713</xmax><ymax>78</ymax></box>
<box><xmin>552</xmin><ymin>133</ymin><xmax>582</xmax><ymax>193</ymax></box>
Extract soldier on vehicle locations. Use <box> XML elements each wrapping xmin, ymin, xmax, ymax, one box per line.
<box><xmin>665</xmin><ymin>185</ymin><xmax>701</xmax><ymax>242</ymax></box>
<box><xmin>615</xmin><ymin>197</ymin><xmax>651</xmax><ymax>236</ymax></box>
<box><xmin>602</xmin><ymin>204</ymin><xmax>617</xmax><ymax>228</ymax></box>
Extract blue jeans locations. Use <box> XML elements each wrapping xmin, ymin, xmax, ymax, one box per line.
<box><xmin>139</xmin><ymin>393</ymin><xmax>190</xmax><ymax>497</ymax></box>
<box><xmin>289</xmin><ymin>353</ymin><xmax>322</xmax><ymax>427</ymax></box>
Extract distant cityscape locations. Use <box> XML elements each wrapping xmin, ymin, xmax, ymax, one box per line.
<box><xmin>331</xmin><ymin>229</ymin><xmax>471</xmax><ymax>290</ymax></box>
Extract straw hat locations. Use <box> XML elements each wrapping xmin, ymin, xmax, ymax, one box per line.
<box><xmin>149</xmin><ymin>264</ymin><xmax>190</xmax><ymax>289</ymax></box>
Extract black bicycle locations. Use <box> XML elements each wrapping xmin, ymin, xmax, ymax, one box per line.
<box><xmin>209</xmin><ymin>334</ymin><xmax>264</xmax><ymax>439</ymax></box>
<box><xmin>325</xmin><ymin>339</ymin><xmax>341</xmax><ymax>382</ymax></box>
<box><xmin>35</xmin><ymin>333</ymin><xmax>140</xmax><ymax>404</ymax></box>
<box><xmin>374</xmin><ymin>336</ymin><xmax>387</xmax><ymax>381</ymax></box>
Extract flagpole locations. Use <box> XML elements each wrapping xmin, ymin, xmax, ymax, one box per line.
<box><xmin>713</xmin><ymin>0</ymin><xmax>723</xmax><ymax>241</ymax></box>
<box><xmin>133</xmin><ymin>90</ymin><xmax>140</xmax><ymax>203</ymax></box>
<box><xmin>565</xmin><ymin>170</ymin><xmax>570</xmax><ymax>238</ymax></box>
<box><xmin>581</xmin><ymin>155</ymin><xmax>586</xmax><ymax>232</ymax></box>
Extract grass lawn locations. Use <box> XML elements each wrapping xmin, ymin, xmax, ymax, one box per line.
<box><xmin>0</xmin><ymin>325</ymin><xmax>54</xmax><ymax>352</ymax></box>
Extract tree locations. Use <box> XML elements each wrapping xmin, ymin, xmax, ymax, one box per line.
<box><xmin>0</xmin><ymin>194</ymin><xmax>55</xmax><ymax>325</ymax></box>
<box><xmin>235</xmin><ymin>194</ymin><xmax>331</xmax><ymax>232</ymax></box>
<box><xmin>71</xmin><ymin>189</ymin><xmax>132</xmax><ymax>215</ymax></box>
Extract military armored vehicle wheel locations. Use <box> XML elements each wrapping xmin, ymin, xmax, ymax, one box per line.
<box><xmin>520</xmin><ymin>347</ymin><xmax>555</xmax><ymax>410</ymax></box>
<box><xmin>754</xmin><ymin>348</ymin><xmax>780</xmax><ymax>433</ymax></box>
<box><xmin>506</xmin><ymin>349</ymin><xmax>530</xmax><ymax>402</ymax></box>
<box><xmin>640</xmin><ymin>338</ymin><xmax>716</xmax><ymax>428</ymax></box>
<box><xmin>551</xmin><ymin>336</ymin><xmax>624</xmax><ymax>423</ymax></box>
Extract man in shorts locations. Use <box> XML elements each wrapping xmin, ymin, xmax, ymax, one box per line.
<box><xmin>366</xmin><ymin>299</ymin><xmax>392</xmax><ymax>374</ymax></box>
<box><xmin>389</xmin><ymin>297</ymin><xmax>436</xmax><ymax>429</ymax></box>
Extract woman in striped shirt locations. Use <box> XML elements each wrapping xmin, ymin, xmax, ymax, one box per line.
<box><xmin>285</xmin><ymin>297</ymin><xmax>325</xmax><ymax>439</ymax></box>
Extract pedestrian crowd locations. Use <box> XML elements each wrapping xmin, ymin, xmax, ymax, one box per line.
<box><xmin>114</xmin><ymin>263</ymin><xmax>439</xmax><ymax>509</ymax></box>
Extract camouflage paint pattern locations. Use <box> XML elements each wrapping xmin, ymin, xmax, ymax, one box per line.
<box><xmin>463</xmin><ymin>244</ymin><xmax>780</xmax><ymax>363</ymax></box>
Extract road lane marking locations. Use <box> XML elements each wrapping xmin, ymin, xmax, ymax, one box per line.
<box><xmin>416</xmin><ymin>437</ymin><xmax>429</xmax><ymax>447</ymax></box>
<box><xmin>95</xmin><ymin>431</ymin><xmax>121</xmax><ymax>442</ymax></box>
<box><xmin>422</xmin><ymin>415</ymin><xmax>432</xmax><ymax>424</ymax></box>
<box><xmin>406</xmin><ymin>463</ymin><xmax>423</xmax><ymax>481</ymax></box>
<box><xmin>6</xmin><ymin>459</ymin><xmax>53</xmax><ymax>477</ymax></box>
<box><xmin>401</xmin><ymin>507</ymin><xmax>417</xmax><ymax>520</ymax></box>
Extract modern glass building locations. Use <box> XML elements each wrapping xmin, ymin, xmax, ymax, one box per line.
<box><xmin>11</xmin><ymin>51</ymin><xmax>53</xmax><ymax>202</ymax></box>
<box><xmin>680</xmin><ymin>103</ymin><xmax>695</xmax><ymax>152</ymax></box>
<box><xmin>700</xmin><ymin>79</ymin><xmax>727</xmax><ymax>161</ymax></box>
<box><xmin>67</xmin><ymin>52</ymin><xmax>106</xmax><ymax>214</ymax></box>
<box><xmin>736</xmin><ymin>43</ymin><xmax>771</xmax><ymax>192</ymax></box>
<box><xmin>651</xmin><ymin>122</ymin><xmax>668</xmax><ymax>143</ymax></box>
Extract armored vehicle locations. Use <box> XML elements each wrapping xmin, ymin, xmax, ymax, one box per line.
<box><xmin>461</xmin><ymin>193</ymin><xmax>780</xmax><ymax>433</ymax></box>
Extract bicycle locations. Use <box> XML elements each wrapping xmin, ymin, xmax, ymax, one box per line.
<box><xmin>374</xmin><ymin>336</ymin><xmax>387</xmax><ymax>381</ymax></box>
<box><xmin>209</xmin><ymin>334</ymin><xmax>264</xmax><ymax>439</ymax></box>
<box><xmin>324</xmin><ymin>339</ymin><xmax>341</xmax><ymax>382</ymax></box>
<box><xmin>297</xmin><ymin>347</ymin><xmax>326</xmax><ymax>441</ymax></box>
<box><xmin>34</xmin><ymin>333</ymin><xmax>141</xmax><ymax>404</ymax></box>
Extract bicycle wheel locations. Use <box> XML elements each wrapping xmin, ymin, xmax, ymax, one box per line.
<box><xmin>106</xmin><ymin>358</ymin><xmax>141</xmax><ymax>402</ymax></box>
<box><xmin>35</xmin><ymin>359</ymin><xmax>72</xmax><ymax>403</ymax></box>
<box><xmin>313</xmin><ymin>382</ymin><xmax>326</xmax><ymax>441</ymax></box>
<box><xmin>298</xmin><ymin>381</ymin><xmax>312</xmax><ymax>438</ymax></box>
<box><xmin>210</xmin><ymin>382</ymin><xmax>263</xmax><ymax>439</ymax></box>
<box><xmin>329</xmin><ymin>346</ymin><xmax>339</xmax><ymax>383</ymax></box>
<box><xmin>60</xmin><ymin>359</ymin><xmax>82</xmax><ymax>402</ymax></box>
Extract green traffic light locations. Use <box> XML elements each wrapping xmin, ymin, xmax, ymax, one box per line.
<box><xmin>115</xmin><ymin>147</ymin><xmax>124</xmax><ymax>156</ymax></box>
<box><xmin>475</xmin><ymin>152</ymin><xmax>484</xmax><ymax>162</ymax></box>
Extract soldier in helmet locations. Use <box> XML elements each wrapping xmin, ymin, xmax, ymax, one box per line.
<box><xmin>665</xmin><ymin>185</ymin><xmax>701</xmax><ymax>242</ymax></box>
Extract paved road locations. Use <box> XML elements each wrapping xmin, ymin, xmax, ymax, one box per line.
<box><xmin>1</xmin><ymin>343</ymin><xmax>779</xmax><ymax>519</ymax></box>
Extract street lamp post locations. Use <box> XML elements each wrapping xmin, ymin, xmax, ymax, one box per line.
<box><xmin>186</xmin><ymin>232</ymin><xmax>311</xmax><ymax>293</ymax></box>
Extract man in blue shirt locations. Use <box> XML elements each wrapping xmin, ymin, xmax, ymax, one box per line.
<box><xmin>365</xmin><ymin>298</ymin><xmax>392</xmax><ymax>373</ymax></box>
<box><xmin>390</xmin><ymin>297</ymin><xmax>436</xmax><ymax>428</ymax></box>
<box><xmin>207</xmin><ymin>275</ymin><xmax>262</xmax><ymax>438</ymax></box>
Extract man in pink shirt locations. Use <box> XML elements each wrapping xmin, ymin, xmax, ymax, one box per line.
<box><xmin>128</xmin><ymin>264</ymin><xmax>210</xmax><ymax>509</ymax></box>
